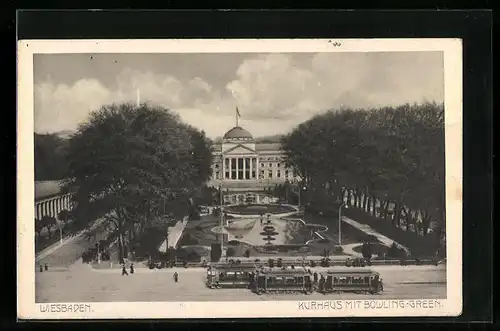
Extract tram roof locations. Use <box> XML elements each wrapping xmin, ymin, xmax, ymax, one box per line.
<box><xmin>212</xmin><ymin>264</ymin><xmax>256</xmax><ymax>270</ymax></box>
<box><xmin>258</xmin><ymin>269</ymin><xmax>309</xmax><ymax>276</ymax></box>
<box><xmin>323</xmin><ymin>267</ymin><xmax>379</xmax><ymax>275</ymax></box>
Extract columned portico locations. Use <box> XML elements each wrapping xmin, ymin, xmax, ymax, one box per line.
<box><xmin>222</xmin><ymin>156</ymin><xmax>258</xmax><ymax>180</ymax></box>
<box><xmin>35</xmin><ymin>193</ymin><xmax>73</xmax><ymax>220</ymax></box>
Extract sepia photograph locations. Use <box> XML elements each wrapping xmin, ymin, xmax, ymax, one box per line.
<box><xmin>17</xmin><ymin>39</ymin><xmax>462</xmax><ymax>319</ymax></box>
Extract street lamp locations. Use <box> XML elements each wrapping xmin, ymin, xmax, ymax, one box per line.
<box><xmin>298</xmin><ymin>185</ymin><xmax>306</xmax><ymax>208</ymax></box>
<box><xmin>338</xmin><ymin>203</ymin><xmax>348</xmax><ymax>246</ymax></box>
<box><xmin>219</xmin><ymin>186</ymin><xmax>224</xmax><ymax>255</ymax></box>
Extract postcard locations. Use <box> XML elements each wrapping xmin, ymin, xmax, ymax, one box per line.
<box><xmin>17</xmin><ymin>38</ymin><xmax>462</xmax><ymax>319</ymax></box>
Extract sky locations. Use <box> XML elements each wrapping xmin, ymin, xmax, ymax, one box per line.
<box><xmin>34</xmin><ymin>52</ymin><xmax>444</xmax><ymax>139</ymax></box>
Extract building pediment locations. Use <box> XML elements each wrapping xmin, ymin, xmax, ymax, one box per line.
<box><xmin>223</xmin><ymin>144</ymin><xmax>257</xmax><ymax>155</ymax></box>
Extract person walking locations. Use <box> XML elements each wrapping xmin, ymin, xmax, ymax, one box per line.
<box><xmin>39</xmin><ymin>264</ymin><xmax>43</xmax><ymax>273</ymax></box>
<box><xmin>130</xmin><ymin>263</ymin><xmax>134</xmax><ymax>274</ymax></box>
<box><xmin>173</xmin><ymin>271</ymin><xmax>179</xmax><ymax>283</ymax></box>
<box><xmin>121</xmin><ymin>264</ymin><xmax>129</xmax><ymax>276</ymax></box>
<box><xmin>313</xmin><ymin>272</ymin><xmax>318</xmax><ymax>283</ymax></box>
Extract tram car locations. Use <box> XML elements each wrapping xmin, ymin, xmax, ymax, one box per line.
<box><xmin>317</xmin><ymin>268</ymin><xmax>383</xmax><ymax>294</ymax></box>
<box><xmin>252</xmin><ymin>269</ymin><xmax>313</xmax><ymax>295</ymax></box>
<box><xmin>206</xmin><ymin>264</ymin><xmax>256</xmax><ymax>289</ymax></box>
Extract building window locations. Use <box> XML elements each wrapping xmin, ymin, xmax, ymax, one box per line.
<box><xmin>269</xmin><ymin>163</ymin><xmax>272</xmax><ymax>167</ymax></box>
<box><xmin>245</xmin><ymin>158</ymin><xmax>250</xmax><ymax>179</ymax></box>
<box><xmin>225</xmin><ymin>171</ymin><xmax>230</xmax><ymax>179</ymax></box>
<box><xmin>215</xmin><ymin>171</ymin><xmax>220</xmax><ymax>179</ymax></box>
<box><xmin>268</xmin><ymin>170</ymin><xmax>273</xmax><ymax>179</ymax></box>
<box><xmin>238</xmin><ymin>158</ymin><xmax>244</xmax><ymax>179</ymax></box>
<box><xmin>215</xmin><ymin>164</ymin><xmax>219</xmax><ymax>169</ymax></box>
<box><xmin>261</xmin><ymin>163</ymin><xmax>265</xmax><ymax>168</ymax></box>
<box><xmin>277</xmin><ymin>170</ymin><xmax>281</xmax><ymax>178</ymax></box>
<box><xmin>259</xmin><ymin>170</ymin><xmax>264</xmax><ymax>179</ymax></box>
<box><xmin>252</xmin><ymin>171</ymin><xmax>256</xmax><ymax>179</ymax></box>
<box><xmin>285</xmin><ymin>170</ymin><xmax>289</xmax><ymax>178</ymax></box>
<box><xmin>225</xmin><ymin>159</ymin><xmax>230</xmax><ymax>168</ymax></box>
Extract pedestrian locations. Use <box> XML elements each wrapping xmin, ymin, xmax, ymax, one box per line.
<box><xmin>173</xmin><ymin>271</ymin><xmax>179</xmax><ymax>283</ymax></box>
<box><xmin>39</xmin><ymin>264</ymin><xmax>43</xmax><ymax>273</ymax></box>
<box><xmin>313</xmin><ymin>272</ymin><xmax>318</xmax><ymax>283</ymax></box>
<box><xmin>319</xmin><ymin>275</ymin><xmax>325</xmax><ymax>292</ymax></box>
<box><xmin>121</xmin><ymin>264</ymin><xmax>128</xmax><ymax>276</ymax></box>
<box><xmin>130</xmin><ymin>263</ymin><xmax>134</xmax><ymax>274</ymax></box>
<box><xmin>44</xmin><ymin>264</ymin><xmax>48</xmax><ymax>271</ymax></box>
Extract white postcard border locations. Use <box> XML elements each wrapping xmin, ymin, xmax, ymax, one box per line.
<box><xmin>17</xmin><ymin>38</ymin><xmax>463</xmax><ymax>319</ymax></box>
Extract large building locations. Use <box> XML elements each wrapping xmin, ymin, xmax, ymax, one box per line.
<box><xmin>208</xmin><ymin>126</ymin><xmax>301</xmax><ymax>192</ymax></box>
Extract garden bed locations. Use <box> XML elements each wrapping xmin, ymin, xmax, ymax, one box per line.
<box><xmin>344</xmin><ymin>208</ymin><xmax>442</xmax><ymax>258</ymax></box>
<box><xmin>224</xmin><ymin>204</ymin><xmax>296</xmax><ymax>215</ymax></box>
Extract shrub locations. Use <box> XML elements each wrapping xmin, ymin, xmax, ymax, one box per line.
<box><xmin>387</xmin><ymin>243</ymin><xmax>406</xmax><ymax>259</ymax></box>
<box><xmin>210</xmin><ymin>243</ymin><xmax>222</xmax><ymax>262</ymax></box>
<box><xmin>226</xmin><ymin>247</ymin><xmax>236</xmax><ymax>258</ymax></box>
<box><xmin>333</xmin><ymin>246</ymin><xmax>344</xmax><ymax>254</ymax></box>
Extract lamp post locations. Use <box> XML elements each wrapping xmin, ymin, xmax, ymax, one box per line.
<box><xmin>298</xmin><ymin>184</ymin><xmax>306</xmax><ymax>209</ymax></box>
<box><xmin>219</xmin><ymin>186</ymin><xmax>224</xmax><ymax>255</ymax></box>
<box><xmin>338</xmin><ymin>203</ymin><xmax>348</xmax><ymax>246</ymax></box>
<box><xmin>58</xmin><ymin>221</ymin><xmax>63</xmax><ymax>246</ymax></box>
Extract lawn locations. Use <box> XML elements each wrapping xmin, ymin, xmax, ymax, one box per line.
<box><xmin>344</xmin><ymin>207</ymin><xmax>441</xmax><ymax>258</ymax></box>
<box><xmin>224</xmin><ymin>204</ymin><xmax>296</xmax><ymax>215</ymax></box>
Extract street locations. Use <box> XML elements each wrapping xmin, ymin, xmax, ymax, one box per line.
<box><xmin>36</xmin><ymin>264</ymin><xmax>446</xmax><ymax>303</ymax></box>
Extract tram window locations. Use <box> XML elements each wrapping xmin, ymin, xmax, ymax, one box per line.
<box><xmin>286</xmin><ymin>277</ymin><xmax>296</xmax><ymax>285</ymax></box>
<box><xmin>364</xmin><ymin>276</ymin><xmax>370</xmax><ymax>284</ymax></box>
<box><xmin>297</xmin><ymin>276</ymin><xmax>304</xmax><ymax>284</ymax></box>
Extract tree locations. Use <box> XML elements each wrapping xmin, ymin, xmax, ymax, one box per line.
<box><xmin>63</xmin><ymin>103</ymin><xmax>213</xmax><ymax>260</ymax></box>
<box><xmin>57</xmin><ymin>209</ymin><xmax>70</xmax><ymax>224</ymax></box>
<box><xmin>282</xmin><ymin>102</ymin><xmax>445</xmax><ymax>244</ymax></box>
<box><xmin>40</xmin><ymin>215</ymin><xmax>57</xmax><ymax>238</ymax></box>
<box><xmin>35</xmin><ymin>133</ymin><xmax>69</xmax><ymax>181</ymax></box>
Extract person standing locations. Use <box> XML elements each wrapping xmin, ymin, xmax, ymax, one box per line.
<box><xmin>173</xmin><ymin>271</ymin><xmax>179</xmax><ymax>283</ymax></box>
<box><xmin>130</xmin><ymin>263</ymin><xmax>134</xmax><ymax>274</ymax></box>
<box><xmin>121</xmin><ymin>264</ymin><xmax>129</xmax><ymax>276</ymax></box>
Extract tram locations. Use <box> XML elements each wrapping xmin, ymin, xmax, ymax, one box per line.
<box><xmin>317</xmin><ymin>268</ymin><xmax>383</xmax><ymax>294</ymax></box>
<box><xmin>252</xmin><ymin>269</ymin><xmax>313</xmax><ymax>294</ymax></box>
<box><xmin>206</xmin><ymin>264</ymin><xmax>256</xmax><ymax>289</ymax></box>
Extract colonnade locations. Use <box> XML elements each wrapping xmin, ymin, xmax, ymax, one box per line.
<box><xmin>35</xmin><ymin>193</ymin><xmax>73</xmax><ymax>220</ymax></box>
<box><xmin>222</xmin><ymin>157</ymin><xmax>258</xmax><ymax>180</ymax></box>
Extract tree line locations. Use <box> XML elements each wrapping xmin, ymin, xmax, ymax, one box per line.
<box><xmin>35</xmin><ymin>133</ymin><xmax>69</xmax><ymax>181</ymax></box>
<box><xmin>281</xmin><ymin>102</ymin><xmax>445</xmax><ymax>238</ymax></box>
<box><xmin>62</xmin><ymin>103</ymin><xmax>213</xmax><ymax>260</ymax></box>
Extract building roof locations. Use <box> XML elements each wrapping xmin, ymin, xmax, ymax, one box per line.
<box><xmin>223</xmin><ymin>126</ymin><xmax>254</xmax><ymax>140</ymax></box>
<box><xmin>212</xmin><ymin>142</ymin><xmax>283</xmax><ymax>154</ymax></box>
<box><xmin>255</xmin><ymin>143</ymin><xmax>282</xmax><ymax>152</ymax></box>
<box><xmin>35</xmin><ymin>180</ymin><xmax>65</xmax><ymax>201</ymax></box>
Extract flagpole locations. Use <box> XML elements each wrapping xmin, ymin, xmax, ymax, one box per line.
<box><xmin>236</xmin><ymin>107</ymin><xmax>239</xmax><ymax>127</ymax></box>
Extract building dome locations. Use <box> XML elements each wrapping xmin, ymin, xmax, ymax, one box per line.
<box><xmin>223</xmin><ymin>126</ymin><xmax>253</xmax><ymax>140</ymax></box>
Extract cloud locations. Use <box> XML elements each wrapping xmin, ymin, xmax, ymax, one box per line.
<box><xmin>226</xmin><ymin>52</ymin><xmax>444</xmax><ymax>120</ymax></box>
<box><xmin>34</xmin><ymin>52</ymin><xmax>444</xmax><ymax>137</ymax></box>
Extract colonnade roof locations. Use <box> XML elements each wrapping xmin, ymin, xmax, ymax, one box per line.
<box><xmin>212</xmin><ymin>142</ymin><xmax>282</xmax><ymax>153</ymax></box>
<box><xmin>35</xmin><ymin>180</ymin><xmax>65</xmax><ymax>201</ymax></box>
